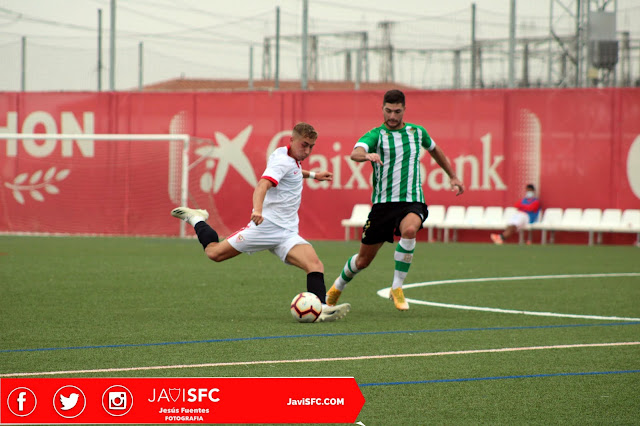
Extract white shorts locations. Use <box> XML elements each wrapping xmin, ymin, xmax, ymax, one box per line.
<box><xmin>226</xmin><ymin>219</ymin><xmax>310</xmax><ymax>264</ymax></box>
<box><xmin>507</xmin><ymin>211</ymin><xmax>530</xmax><ymax>230</ymax></box>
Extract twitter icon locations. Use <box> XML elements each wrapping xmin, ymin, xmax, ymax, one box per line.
<box><xmin>60</xmin><ymin>393</ymin><xmax>79</xmax><ymax>410</ymax></box>
<box><xmin>54</xmin><ymin>386</ymin><xmax>86</xmax><ymax>419</ymax></box>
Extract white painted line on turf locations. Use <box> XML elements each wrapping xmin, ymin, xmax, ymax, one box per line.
<box><xmin>377</xmin><ymin>273</ymin><xmax>640</xmax><ymax>321</ymax></box>
<box><xmin>2</xmin><ymin>341</ymin><xmax>638</xmax><ymax>377</ymax></box>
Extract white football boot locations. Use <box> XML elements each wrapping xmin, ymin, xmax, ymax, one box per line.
<box><xmin>171</xmin><ymin>206</ymin><xmax>209</xmax><ymax>224</ymax></box>
<box><xmin>317</xmin><ymin>303</ymin><xmax>351</xmax><ymax>322</ymax></box>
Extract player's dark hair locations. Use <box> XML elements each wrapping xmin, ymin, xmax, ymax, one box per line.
<box><xmin>526</xmin><ymin>184</ymin><xmax>535</xmax><ymax>191</ymax></box>
<box><xmin>383</xmin><ymin>89</ymin><xmax>405</xmax><ymax>106</ymax></box>
<box><xmin>293</xmin><ymin>122</ymin><xmax>318</xmax><ymax>140</ymax></box>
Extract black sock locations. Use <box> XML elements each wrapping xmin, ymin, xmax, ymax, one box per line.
<box><xmin>307</xmin><ymin>272</ymin><xmax>326</xmax><ymax>304</ymax></box>
<box><xmin>194</xmin><ymin>221</ymin><xmax>219</xmax><ymax>250</ymax></box>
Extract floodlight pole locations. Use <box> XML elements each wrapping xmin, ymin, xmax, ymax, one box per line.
<box><xmin>138</xmin><ymin>42</ymin><xmax>144</xmax><ymax>90</ymax></box>
<box><xmin>98</xmin><ymin>9</ymin><xmax>103</xmax><ymax>91</ymax></box>
<box><xmin>470</xmin><ymin>3</ymin><xmax>477</xmax><ymax>89</ymax></box>
<box><xmin>275</xmin><ymin>7</ymin><xmax>280</xmax><ymax>90</ymax></box>
<box><xmin>109</xmin><ymin>0</ymin><xmax>116</xmax><ymax>91</ymax></box>
<box><xmin>20</xmin><ymin>36</ymin><xmax>26</xmax><ymax>91</ymax></box>
<box><xmin>301</xmin><ymin>0</ymin><xmax>308</xmax><ymax>90</ymax></box>
<box><xmin>508</xmin><ymin>0</ymin><xmax>516</xmax><ymax>88</ymax></box>
<box><xmin>249</xmin><ymin>45</ymin><xmax>254</xmax><ymax>90</ymax></box>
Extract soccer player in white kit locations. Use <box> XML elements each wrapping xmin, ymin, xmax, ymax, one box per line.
<box><xmin>171</xmin><ymin>122</ymin><xmax>350</xmax><ymax>322</ymax></box>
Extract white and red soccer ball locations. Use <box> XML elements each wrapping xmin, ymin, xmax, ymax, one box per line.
<box><xmin>290</xmin><ymin>292</ymin><xmax>322</xmax><ymax>323</ymax></box>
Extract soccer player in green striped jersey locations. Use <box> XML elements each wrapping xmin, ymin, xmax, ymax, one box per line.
<box><xmin>327</xmin><ymin>90</ymin><xmax>464</xmax><ymax>310</ymax></box>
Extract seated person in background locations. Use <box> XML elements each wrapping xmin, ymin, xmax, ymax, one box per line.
<box><xmin>491</xmin><ymin>184</ymin><xmax>540</xmax><ymax>245</ymax></box>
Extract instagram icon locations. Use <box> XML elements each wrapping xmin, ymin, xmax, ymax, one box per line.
<box><xmin>102</xmin><ymin>385</ymin><xmax>133</xmax><ymax>416</ymax></box>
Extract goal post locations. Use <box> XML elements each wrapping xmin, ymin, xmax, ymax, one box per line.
<box><xmin>0</xmin><ymin>133</ymin><xmax>192</xmax><ymax>237</ymax></box>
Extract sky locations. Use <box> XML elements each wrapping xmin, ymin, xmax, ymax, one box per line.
<box><xmin>1</xmin><ymin>0</ymin><xmax>639</xmax><ymax>91</ymax></box>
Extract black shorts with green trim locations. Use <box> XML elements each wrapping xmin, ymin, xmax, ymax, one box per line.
<box><xmin>361</xmin><ymin>202</ymin><xmax>430</xmax><ymax>245</ymax></box>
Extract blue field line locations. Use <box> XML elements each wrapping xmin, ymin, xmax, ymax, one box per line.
<box><xmin>359</xmin><ymin>369</ymin><xmax>640</xmax><ymax>387</ymax></box>
<box><xmin>2</xmin><ymin>321</ymin><xmax>639</xmax><ymax>354</ymax></box>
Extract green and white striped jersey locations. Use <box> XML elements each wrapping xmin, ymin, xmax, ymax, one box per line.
<box><xmin>354</xmin><ymin>122</ymin><xmax>436</xmax><ymax>204</ymax></box>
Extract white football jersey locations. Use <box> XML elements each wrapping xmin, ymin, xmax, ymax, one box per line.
<box><xmin>260</xmin><ymin>146</ymin><xmax>303</xmax><ymax>231</ymax></box>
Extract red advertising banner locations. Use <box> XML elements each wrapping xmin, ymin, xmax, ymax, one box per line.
<box><xmin>0</xmin><ymin>377</ymin><xmax>365</xmax><ymax>424</ymax></box>
<box><xmin>1</xmin><ymin>89</ymin><xmax>639</xmax><ymax>240</ymax></box>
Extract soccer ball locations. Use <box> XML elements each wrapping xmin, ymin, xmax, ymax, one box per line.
<box><xmin>290</xmin><ymin>292</ymin><xmax>322</xmax><ymax>323</ymax></box>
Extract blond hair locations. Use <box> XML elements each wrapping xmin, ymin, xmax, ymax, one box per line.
<box><xmin>292</xmin><ymin>122</ymin><xmax>318</xmax><ymax>141</ymax></box>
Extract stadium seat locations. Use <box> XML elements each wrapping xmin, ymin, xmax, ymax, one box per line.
<box><xmin>547</xmin><ymin>208</ymin><xmax>583</xmax><ymax>244</ymax></box>
<box><xmin>531</xmin><ymin>207</ymin><xmax>563</xmax><ymax>244</ymax></box>
<box><xmin>441</xmin><ymin>205</ymin><xmax>466</xmax><ymax>242</ymax></box>
<box><xmin>341</xmin><ymin>204</ymin><xmax>371</xmax><ymax>241</ymax></box>
<box><xmin>620</xmin><ymin>209</ymin><xmax>640</xmax><ymax>245</ymax></box>
<box><xmin>463</xmin><ymin>206</ymin><xmax>485</xmax><ymax>227</ymax></box>
<box><xmin>598</xmin><ymin>208</ymin><xmax>622</xmax><ymax>232</ymax></box>
<box><xmin>559</xmin><ymin>208</ymin><xmax>583</xmax><ymax>228</ymax></box>
<box><xmin>577</xmin><ymin>208</ymin><xmax>602</xmax><ymax>245</ymax></box>
<box><xmin>620</xmin><ymin>209</ymin><xmax>640</xmax><ymax>230</ymax></box>
<box><xmin>424</xmin><ymin>205</ymin><xmax>445</xmax><ymax>242</ymax></box>
<box><xmin>480</xmin><ymin>206</ymin><xmax>504</xmax><ymax>229</ymax></box>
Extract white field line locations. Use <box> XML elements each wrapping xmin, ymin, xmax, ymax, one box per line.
<box><xmin>403</xmin><ymin>299</ymin><xmax>640</xmax><ymax>321</ymax></box>
<box><xmin>2</xmin><ymin>341</ymin><xmax>638</xmax><ymax>378</ymax></box>
<box><xmin>377</xmin><ymin>273</ymin><xmax>640</xmax><ymax>321</ymax></box>
<box><xmin>401</xmin><ymin>273</ymin><xmax>640</xmax><ymax>289</ymax></box>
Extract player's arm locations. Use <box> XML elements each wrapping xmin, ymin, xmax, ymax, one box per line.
<box><xmin>302</xmin><ymin>170</ymin><xmax>333</xmax><ymax>181</ymax></box>
<box><xmin>428</xmin><ymin>145</ymin><xmax>464</xmax><ymax>195</ymax></box>
<box><xmin>351</xmin><ymin>130</ymin><xmax>382</xmax><ymax>165</ymax></box>
<box><xmin>518</xmin><ymin>199</ymin><xmax>540</xmax><ymax>212</ymax></box>
<box><xmin>351</xmin><ymin>146</ymin><xmax>382</xmax><ymax>165</ymax></box>
<box><xmin>251</xmin><ymin>178</ymin><xmax>274</xmax><ymax>225</ymax></box>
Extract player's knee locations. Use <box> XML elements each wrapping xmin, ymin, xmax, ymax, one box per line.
<box><xmin>402</xmin><ymin>226</ymin><xmax>419</xmax><ymax>239</ymax></box>
<box><xmin>309</xmin><ymin>258</ymin><xmax>324</xmax><ymax>273</ymax></box>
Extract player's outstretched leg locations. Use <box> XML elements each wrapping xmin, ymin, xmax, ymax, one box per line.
<box><xmin>171</xmin><ymin>206</ymin><xmax>209</xmax><ymax>224</ymax></box>
<box><xmin>171</xmin><ymin>206</ymin><xmax>219</xmax><ymax>250</ymax></box>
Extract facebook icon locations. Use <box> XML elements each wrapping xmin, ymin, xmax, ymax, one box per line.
<box><xmin>17</xmin><ymin>392</ymin><xmax>27</xmax><ymax>411</ymax></box>
<box><xmin>8</xmin><ymin>387</ymin><xmax>37</xmax><ymax>417</ymax></box>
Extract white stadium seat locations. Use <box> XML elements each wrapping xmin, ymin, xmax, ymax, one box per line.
<box><xmin>543</xmin><ymin>207</ymin><xmax>582</xmax><ymax>244</ymax></box>
<box><xmin>463</xmin><ymin>206</ymin><xmax>485</xmax><ymax>227</ymax></box>
<box><xmin>620</xmin><ymin>209</ymin><xmax>640</xmax><ymax>230</ymax></box>
<box><xmin>481</xmin><ymin>206</ymin><xmax>505</xmax><ymax>229</ymax></box>
<box><xmin>558</xmin><ymin>208</ymin><xmax>583</xmax><ymax>229</ymax></box>
<box><xmin>620</xmin><ymin>209</ymin><xmax>640</xmax><ymax>245</ymax></box>
<box><xmin>531</xmin><ymin>208</ymin><xmax>563</xmax><ymax>244</ymax></box>
<box><xmin>576</xmin><ymin>208</ymin><xmax>602</xmax><ymax>245</ymax></box>
<box><xmin>341</xmin><ymin>204</ymin><xmax>371</xmax><ymax>241</ymax></box>
<box><xmin>598</xmin><ymin>209</ymin><xmax>622</xmax><ymax>232</ymax></box>
<box><xmin>441</xmin><ymin>206</ymin><xmax>466</xmax><ymax>242</ymax></box>
<box><xmin>424</xmin><ymin>205</ymin><xmax>445</xmax><ymax>242</ymax></box>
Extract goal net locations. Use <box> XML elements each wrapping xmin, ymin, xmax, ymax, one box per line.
<box><xmin>0</xmin><ymin>133</ymin><xmax>193</xmax><ymax>237</ymax></box>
